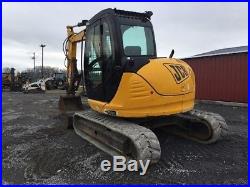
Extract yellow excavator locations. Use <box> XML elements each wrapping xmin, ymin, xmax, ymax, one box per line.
<box><xmin>59</xmin><ymin>8</ymin><xmax>228</xmax><ymax>164</ymax></box>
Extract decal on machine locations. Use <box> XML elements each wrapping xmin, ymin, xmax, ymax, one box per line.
<box><xmin>164</xmin><ymin>63</ymin><xmax>189</xmax><ymax>84</ymax></box>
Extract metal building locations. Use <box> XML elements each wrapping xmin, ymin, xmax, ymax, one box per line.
<box><xmin>183</xmin><ymin>46</ymin><xmax>248</xmax><ymax>103</ymax></box>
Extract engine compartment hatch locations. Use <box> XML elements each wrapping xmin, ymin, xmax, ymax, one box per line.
<box><xmin>137</xmin><ymin>58</ymin><xmax>195</xmax><ymax>95</ymax></box>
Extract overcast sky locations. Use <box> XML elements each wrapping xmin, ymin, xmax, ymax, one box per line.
<box><xmin>2</xmin><ymin>2</ymin><xmax>248</xmax><ymax>71</ymax></box>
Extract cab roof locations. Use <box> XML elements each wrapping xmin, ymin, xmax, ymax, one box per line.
<box><xmin>88</xmin><ymin>8</ymin><xmax>153</xmax><ymax>24</ymax></box>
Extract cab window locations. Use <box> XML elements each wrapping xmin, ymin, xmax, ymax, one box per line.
<box><xmin>121</xmin><ymin>25</ymin><xmax>155</xmax><ymax>56</ymax></box>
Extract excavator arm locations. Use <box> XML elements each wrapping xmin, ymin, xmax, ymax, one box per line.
<box><xmin>65</xmin><ymin>26</ymin><xmax>86</xmax><ymax>95</ymax></box>
<box><xmin>59</xmin><ymin>21</ymin><xmax>88</xmax><ymax>114</ymax></box>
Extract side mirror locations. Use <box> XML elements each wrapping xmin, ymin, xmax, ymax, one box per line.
<box><xmin>169</xmin><ymin>49</ymin><xmax>175</xmax><ymax>58</ymax></box>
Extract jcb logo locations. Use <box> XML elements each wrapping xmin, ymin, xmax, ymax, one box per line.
<box><xmin>164</xmin><ymin>63</ymin><xmax>189</xmax><ymax>84</ymax></box>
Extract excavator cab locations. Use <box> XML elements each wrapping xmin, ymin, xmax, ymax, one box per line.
<box><xmin>84</xmin><ymin>9</ymin><xmax>156</xmax><ymax>103</ymax></box>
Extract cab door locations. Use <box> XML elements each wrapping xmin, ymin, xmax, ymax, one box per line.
<box><xmin>100</xmin><ymin>18</ymin><xmax>118</xmax><ymax>102</ymax></box>
<box><xmin>84</xmin><ymin>20</ymin><xmax>105</xmax><ymax>101</ymax></box>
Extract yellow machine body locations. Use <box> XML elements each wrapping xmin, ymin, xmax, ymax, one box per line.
<box><xmin>88</xmin><ymin>58</ymin><xmax>195</xmax><ymax>118</ymax></box>
<box><xmin>62</xmin><ymin>9</ymin><xmax>227</xmax><ymax>162</ymax></box>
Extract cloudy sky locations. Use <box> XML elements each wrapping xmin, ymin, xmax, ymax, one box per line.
<box><xmin>3</xmin><ymin>2</ymin><xmax>248</xmax><ymax>71</ymax></box>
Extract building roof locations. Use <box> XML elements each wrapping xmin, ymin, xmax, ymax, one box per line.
<box><xmin>188</xmin><ymin>46</ymin><xmax>248</xmax><ymax>58</ymax></box>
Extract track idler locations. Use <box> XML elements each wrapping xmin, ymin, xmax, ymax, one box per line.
<box><xmin>161</xmin><ymin>109</ymin><xmax>229</xmax><ymax>144</ymax></box>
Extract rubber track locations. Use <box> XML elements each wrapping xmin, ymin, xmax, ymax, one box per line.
<box><xmin>73</xmin><ymin>110</ymin><xmax>161</xmax><ymax>164</ymax></box>
<box><xmin>177</xmin><ymin>109</ymin><xmax>229</xmax><ymax>144</ymax></box>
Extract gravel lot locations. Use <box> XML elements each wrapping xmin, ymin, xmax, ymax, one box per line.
<box><xmin>2</xmin><ymin>91</ymin><xmax>248</xmax><ymax>184</ymax></box>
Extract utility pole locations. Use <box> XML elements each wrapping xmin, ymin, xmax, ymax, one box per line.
<box><xmin>40</xmin><ymin>44</ymin><xmax>46</xmax><ymax>79</ymax></box>
<box><xmin>32</xmin><ymin>52</ymin><xmax>36</xmax><ymax>73</ymax></box>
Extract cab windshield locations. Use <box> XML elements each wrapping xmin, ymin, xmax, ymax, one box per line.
<box><xmin>120</xmin><ymin>25</ymin><xmax>155</xmax><ymax>56</ymax></box>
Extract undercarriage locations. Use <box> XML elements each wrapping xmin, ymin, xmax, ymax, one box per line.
<box><xmin>72</xmin><ymin>107</ymin><xmax>228</xmax><ymax>164</ymax></box>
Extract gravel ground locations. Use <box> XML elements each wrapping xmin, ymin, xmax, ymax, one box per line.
<box><xmin>2</xmin><ymin>91</ymin><xmax>248</xmax><ymax>184</ymax></box>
